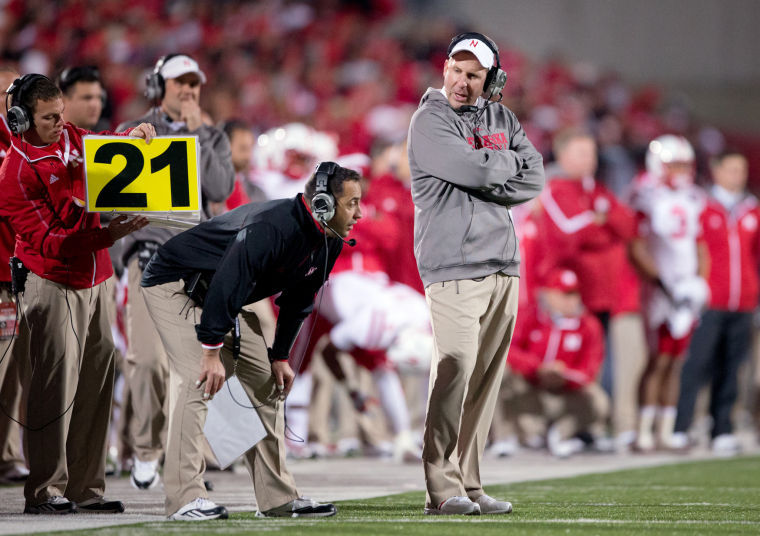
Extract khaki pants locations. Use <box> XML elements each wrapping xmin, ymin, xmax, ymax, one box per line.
<box><xmin>143</xmin><ymin>281</ymin><xmax>299</xmax><ymax>515</ymax></box>
<box><xmin>0</xmin><ymin>287</ymin><xmax>30</xmax><ymax>473</ymax></box>
<box><xmin>497</xmin><ymin>374</ymin><xmax>609</xmax><ymax>441</ymax></box>
<box><xmin>423</xmin><ymin>274</ymin><xmax>518</xmax><ymax>507</ymax></box>
<box><xmin>22</xmin><ymin>273</ymin><xmax>115</xmax><ymax>505</ymax></box>
<box><xmin>124</xmin><ymin>257</ymin><xmax>169</xmax><ymax>462</ymax></box>
<box><xmin>609</xmin><ymin>313</ymin><xmax>648</xmax><ymax>436</ymax></box>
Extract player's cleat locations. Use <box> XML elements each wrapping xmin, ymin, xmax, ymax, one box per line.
<box><xmin>424</xmin><ymin>496</ymin><xmax>481</xmax><ymax>515</ymax></box>
<box><xmin>474</xmin><ymin>494</ymin><xmax>513</xmax><ymax>514</ymax></box>
<box><xmin>24</xmin><ymin>496</ymin><xmax>77</xmax><ymax>515</ymax></box>
<box><xmin>256</xmin><ymin>497</ymin><xmax>337</xmax><ymax>518</ymax></box>
<box><xmin>168</xmin><ymin>498</ymin><xmax>228</xmax><ymax>521</ymax></box>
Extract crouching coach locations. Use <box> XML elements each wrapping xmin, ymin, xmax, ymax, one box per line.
<box><xmin>140</xmin><ymin>162</ymin><xmax>361</xmax><ymax>520</ymax></box>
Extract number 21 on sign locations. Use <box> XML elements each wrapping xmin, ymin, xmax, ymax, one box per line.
<box><xmin>83</xmin><ymin>136</ymin><xmax>201</xmax><ymax>214</ymax></box>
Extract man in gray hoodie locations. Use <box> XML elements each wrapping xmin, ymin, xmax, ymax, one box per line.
<box><xmin>408</xmin><ymin>32</ymin><xmax>544</xmax><ymax>516</ymax></box>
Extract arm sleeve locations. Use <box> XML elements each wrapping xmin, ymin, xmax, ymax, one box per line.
<box><xmin>411</xmin><ymin>108</ymin><xmax>543</xmax><ymax>199</ymax></box>
<box><xmin>600</xmin><ymin>191</ymin><xmax>637</xmax><ymax>241</ymax></box>
<box><xmin>196</xmin><ymin>224</ymin><xmax>282</xmax><ymax>346</ymax></box>
<box><xmin>271</xmin><ymin>240</ymin><xmax>342</xmax><ymax>359</ymax></box>
<box><xmin>2</xmin><ymin>161</ymin><xmax>114</xmax><ymax>258</ymax></box>
<box><xmin>196</xmin><ymin>126</ymin><xmax>235</xmax><ymax>203</ymax></box>
<box><xmin>467</xmin><ymin>112</ymin><xmax>545</xmax><ymax>207</ymax></box>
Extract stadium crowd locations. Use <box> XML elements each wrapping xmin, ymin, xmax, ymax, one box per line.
<box><xmin>1</xmin><ymin>0</ymin><xmax>759</xmax><ymax>517</ymax></box>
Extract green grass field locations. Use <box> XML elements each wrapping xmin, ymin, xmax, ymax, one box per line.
<box><xmin>45</xmin><ymin>455</ymin><xmax>760</xmax><ymax>536</ymax></box>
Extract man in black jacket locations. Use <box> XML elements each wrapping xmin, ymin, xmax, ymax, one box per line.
<box><xmin>141</xmin><ymin>163</ymin><xmax>361</xmax><ymax>521</ymax></box>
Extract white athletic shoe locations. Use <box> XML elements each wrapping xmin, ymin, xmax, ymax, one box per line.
<box><xmin>635</xmin><ymin>431</ymin><xmax>656</xmax><ymax>452</ymax></box>
<box><xmin>547</xmin><ymin>425</ymin><xmax>584</xmax><ymax>458</ymax></box>
<box><xmin>130</xmin><ymin>457</ymin><xmax>160</xmax><ymax>490</ymax></box>
<box><xmin>712</xmin><ymin>434</ymin><xmax>741</xmax><ymax>457</ymax></box>
<box><xmin>168</xmin><ymin>498</ymin><xmax>228</xmax><ymax>521</ymax></box>
<box><xmin>424</xmin><ymin>496</ymin><xmax>481</xmax><ymax>515</ymax></box>
<box><xmin>488</xmin><ymin>438</ymin><xmax>519</xmax><ymax>458</ymax></box>
<box><xmin>667</xmin><ymin>431</ymin><xmax>690</xmax><ymax>451</ymax></box>
<box><xmin>474</xmin><ymin>494</ymin><xmax>513</xmax><ymax>514</ymax></box>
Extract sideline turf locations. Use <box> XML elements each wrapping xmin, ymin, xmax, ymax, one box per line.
<box><xmin>35</xmin><ymin>455</ymin><xmax>760</xmax><ymax>535</ymax></box>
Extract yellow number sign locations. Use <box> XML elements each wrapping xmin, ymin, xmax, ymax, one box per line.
<box><xmin>83</xmin><ymin>135</ymin><xmax>200</xmax><ymax>213</ymax></box>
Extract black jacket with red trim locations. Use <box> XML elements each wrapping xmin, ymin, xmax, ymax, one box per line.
<box><xmin>141</xmin><ymin>194</ymin><xmax>343</xmax><ymax>359</ymax></box>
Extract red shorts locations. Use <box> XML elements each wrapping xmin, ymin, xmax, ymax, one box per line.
<box><xmin>352</xmin><ymin>347</ymin><xmax>389</xmax><ymax>372</ymax></box>
<box><xmin>657</xmin><ymin>323</ymin><xmax>693</xmax><ymax>358</ymax></box>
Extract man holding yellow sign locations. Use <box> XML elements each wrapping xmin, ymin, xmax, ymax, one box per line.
<box><xmin>115</xmin><ymin>53</ymin><xmax>234</xmax><ymax>493</ymax></box>
<box><xmin>0</xmin><ymin>74</ymin><xmax>154</xmax><ymax>514</ymax></box>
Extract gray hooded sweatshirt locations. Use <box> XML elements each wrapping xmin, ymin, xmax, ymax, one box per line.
<box><xmin>408</xmin><ymin>89</ymin><xmax>544</xmax><ymax>287</ymax></box>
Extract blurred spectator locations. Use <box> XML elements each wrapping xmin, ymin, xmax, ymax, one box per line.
<box><xmin>673</xmin><ymin>150</ymin><xmax>759</xmax><ymax>455</ymax></box>
<box><xmin>251</xmin><ymin>122</ymin><xmax>338</xmax><ymax>200</ymax></box>
<box><xmin>219</xmin><ymin>120</ymin><xmax>266</xmax><ymax>212</ymax></box>
<box><xmin>116</xmin><ymin>53</ymin><xmax>234</xmax><ymax>492</ymax></box>
<box><xmin>493</xmin><ymin>268</ymin><xmax>608</xmax><ymax>459</ymax></box>
<box><xmin>57</xmin><ymin>65</ymin><xmax>104</xmax><ymax>130</ymax></box>
<box><xmin>56</xmin><ymin>63</ymin><xmax>128</xmax><ymax>475</ymax></box>
<box><xmin>530</xmin><ymin>129</ymin><xmax>642</xmax><ymax>448</ymax></box>
<box><xmin>364</xmin><ymin>138</ymin><xmax>422</xmax><ymax>293</ymax></box>
<box><xmin>629</xmin><ymin>135</ymin><xmax>710</xmax><ymax>452</ymax></box>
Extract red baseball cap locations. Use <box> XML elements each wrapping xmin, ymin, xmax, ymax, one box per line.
<box><xmin>543</xmin><ymin>268</ymin><xmax>580</xmax><ymax>293</ymax></box>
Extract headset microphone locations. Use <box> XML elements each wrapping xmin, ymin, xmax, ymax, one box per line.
<box><xmin>322</xmin><ymin>219</ymin><xmax>356</xmax><ymax>247</ymax></box>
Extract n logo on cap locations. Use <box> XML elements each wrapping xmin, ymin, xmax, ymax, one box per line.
<box><xmin>470</xmin><ymin>40</ymin><xmax>478</xmax><ymax>47</ymax></box>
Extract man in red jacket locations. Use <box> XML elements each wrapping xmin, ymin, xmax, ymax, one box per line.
<box><xmin>673</xmin><ymin>150</ymin><xmax>759</xmax><ymax>454</ymax></box>
<box><xmin>496</xmin><ymin>268</ymin><xmax>608</xmax><ymax>458</ymax></box>
<box><xmin>0</xmin><ymin>74</ymin><xmax>152</xmax><ymax>514</ymax></box>
<box><xmin>532</xmin><ymin>129</ymin><xmax>642</xmax><ymax>450</ymax></box>
<box><xmin>0</xmin><ymin>65</ymin><xmax>29</xmax><ymax>486</ymax></box>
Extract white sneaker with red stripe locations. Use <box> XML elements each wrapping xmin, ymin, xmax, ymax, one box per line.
<box><xmin>424</xmin><ymin>496</ymin><xmax>480</xmax><ymax>515</ymax></box>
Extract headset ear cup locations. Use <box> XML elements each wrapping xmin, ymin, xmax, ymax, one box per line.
<box><xmin>144</xmin><ymin>72</ymin><xmax>164</xmax><ymax>102</ymax></box>
<box><xmin>312</xmin><ymin>192</ymin><xmax>335</xmax><ymax>223</ymax></box>
<box><xmin>483</xmin><ymin>68</ymin><xmax>507</xmax><ymax>99</ymax></box>
<box><xmin>7</xmin><ymin>105</ymin><xmax>30</xmax><ymax>135</ymax></box>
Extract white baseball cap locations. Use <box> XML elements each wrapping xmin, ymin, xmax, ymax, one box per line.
<box><xmin>449</xmin><ymin>38</ymin><xmax>495</xmax><ymax>70</ymax></box>
<box><xmin>160</xmin><ymin>55</ymin><xmax>207</xmax><ymax>83</ymax></box>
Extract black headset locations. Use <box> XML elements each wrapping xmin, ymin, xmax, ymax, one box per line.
<box><xmin>447</xmin><ymin>32</ymin><xmax>508</xmax><ymax>100</ymax></box>
<box><xmin>144</xmin><ymin>53</ymin><xmax>182</xmax><ymax>103</ymax></box>
<box><xmin>6</xmin><ymin>74</ymin><xmax>51</xmax><ymax>135</ymax></box>
<box><xmin>312</xmin><ymin>161</ymin><xmax>338</xmax><ymax>223</ymax></box>
<box><xmin>57</xmin><ymin>65</ymin><xmax>106</xmax><ymax>108</ymax></box>
<box><xmin>57</xmin><ymin>65</ymin><xmax>101</xmax><ymax>93</ymax></box>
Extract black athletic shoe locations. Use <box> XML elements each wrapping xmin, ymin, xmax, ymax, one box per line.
<box><xmin>257</xmin><ymin>497</ymin><xmax>337</xmax><ymax>518</ymax></box>
<box><xmin>77</xmin><ymin>497</ymin><xmax>126</xmax><ymax>513</ymax></box>
<box><xmin>24</xmin><ymin>496</ymin><xmax>77</xmax><ymax>515</ymax></box>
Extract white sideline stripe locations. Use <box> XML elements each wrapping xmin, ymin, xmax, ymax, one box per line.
<box><xmin>334</xmin><ymin>518</ymin><xmax>760</xmax><ymax>525</ymax></box>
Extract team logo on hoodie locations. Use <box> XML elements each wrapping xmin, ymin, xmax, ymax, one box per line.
<box><xmin>467</xmin><ymin>131</ymin><xmax>508</xmax><ymax>150</ymax></box>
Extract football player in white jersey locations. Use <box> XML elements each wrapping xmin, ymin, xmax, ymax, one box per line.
<box><xmin>629</xmin><ymin>135</ymin><xmax>710</xmax><ymax>451</ymax></box>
